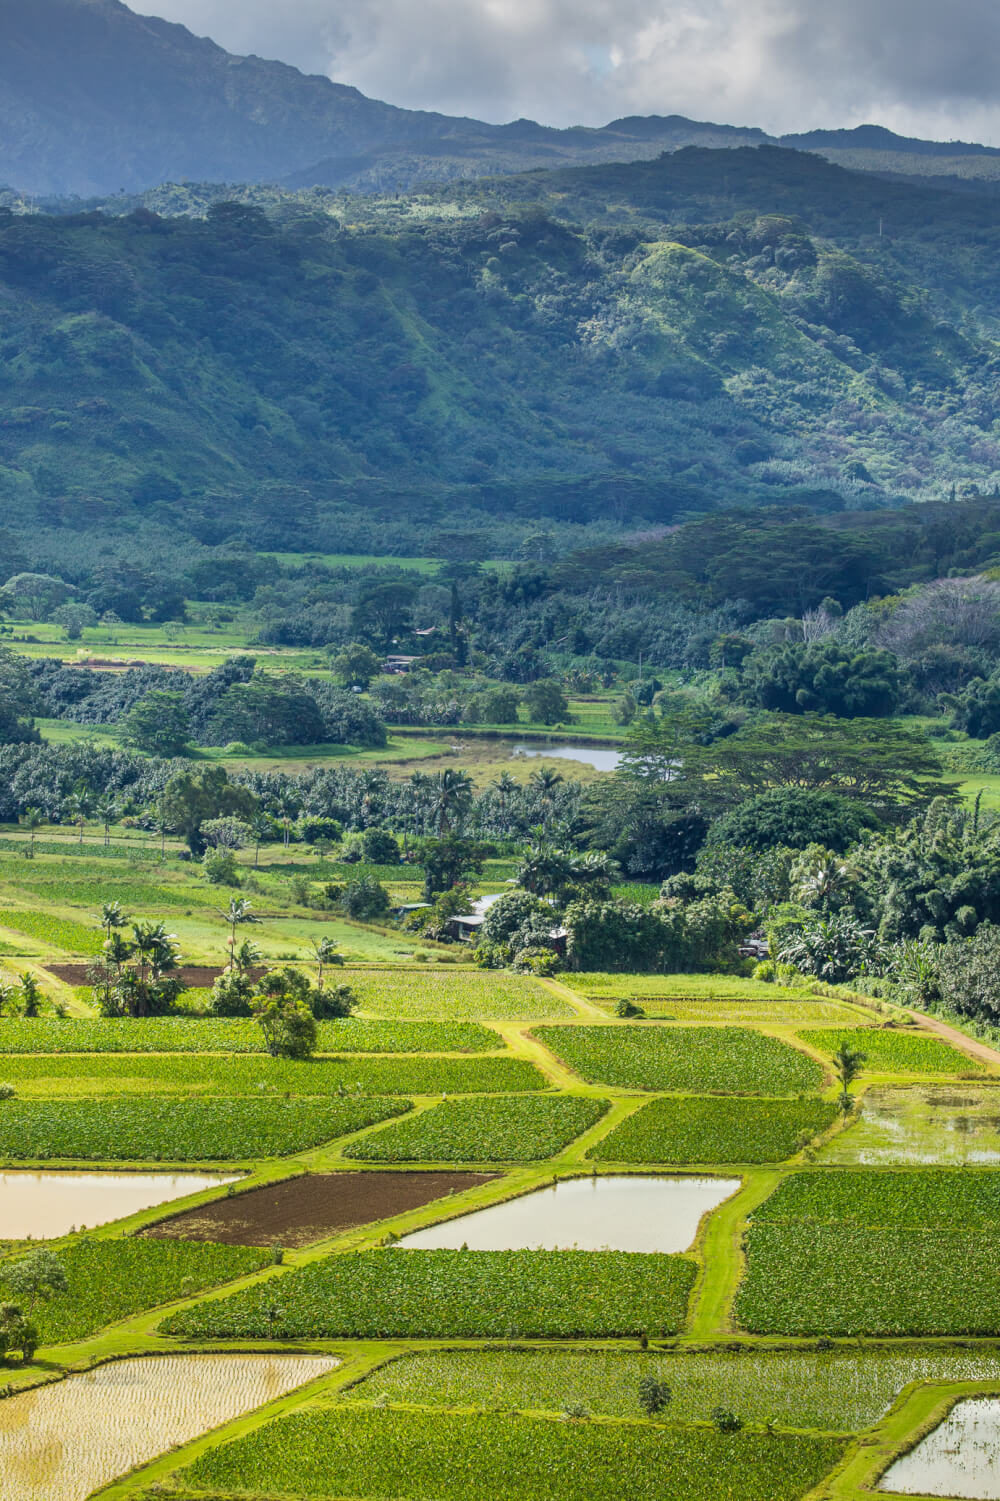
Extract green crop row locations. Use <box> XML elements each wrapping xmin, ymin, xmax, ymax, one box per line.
<box><xmin>175</xmin><ymin>1407</ymin><xmax>845</xmax><ymax>1501</ymax></box>
<box><xmin>800</xmin><ymin>1027</ymin><xmax>981</xmax><ymax>1075</ymax></box>
<box><xmin>0</xmin><ymin>839</ymin><xmax>132</xmax><ymax>860</ymax></box>
<box><xmin>356</xmin><ymin>1347</ymin><xmax>1000</xmax><ymax>1433</ymax></box>
<box><xmin>0</xmin><ymin>909</ymin><xmax>103</xmax><ymax>954</ymax></box>
<box><xmin>565</xmin><ymin>973</ymin><xmax>819</xmax><ymax>1001</ymax></box>
<box><xmin>345</xmin><ymin>1094</ymin><xmax>608</xmax><ymax>1163</ymax></box>
<box><xmin>736</xmin><ymin>1222</ymin><xmax>1000</xmax><ymax>1337</ymax></box>
<box><xmin>0</xmin><ymin>1052</ymin><xmax>543</xmax><ymax>1098</ymax></box>
<box><xmin>752</xmin><ymin>1168</ymin><xmax>1000</xmax><ymax>1227</ymax></box>
<box><xmin>589</xmin><ymin>1097</ymin><xmax>837</xmax><ymax>1164</ymax></box>
<box><xmin>1</xmin><ymin>1237</ymin><xmax>268</xmax><ymax>1346</ymax></box>
<box><xmin>160</xmin><ymin>1248</ymin><xmax>697</xmax><ymax>1340</ymax></box>
<box><xmin>0</xmin><ymin>1016</ymin><xmax>501</xmax><ymax>1055</ymax></box>
<box><xmin>7</xmin><ymin>874</ymin><xmax>217</xmax><ymax>909</ymax></box>
<box><xmin>341</xmin><ymin>968</ymin><xmax>572</xmax><ymax>1020</ymax></box>
<box><xmin>535</xmin><ymin>1025</ymin><xmax>824</xmax><ymax>1095</ymax></box>
<box><xmin>0</xmin><ymin>1095</ymin><xmax>410</xmax><ymax>1160</ymax></box>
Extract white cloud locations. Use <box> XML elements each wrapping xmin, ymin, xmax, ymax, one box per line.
<box><xmin>139</xmin><ymin>0</ymin><xmax>1000</xmax><ymax>141</ymax></box>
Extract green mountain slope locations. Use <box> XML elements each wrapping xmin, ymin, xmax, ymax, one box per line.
<box><xmin>2</xmin><ymin>147</ymin><xmax>999</xmax><ymax>553</ymax></box>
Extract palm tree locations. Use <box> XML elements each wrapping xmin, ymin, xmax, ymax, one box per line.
<box><xmin>62</xmin><ymin>791</ymin><xmax>93</xmax><ymax>846</ymax></box>
<box><xmin>792</xmin><ymin>851</ymin><xmax>854</xmax><ymax>913</ymax></box>
<box><xmin>515</xmin><ymin>844</ymin><xmax>576</xmax><ymax>900</ymax></box>
<box><xmin>220</xmin><ymin>897</ymin><xmax>257</xmax><ymax>956</ymax></box>
<box><xmin>19</xmin><ymin>973</ymin><xmax>42</xmax><ymax>1017</ymax></box>
<box><xmin>231</xmin><ymin>937</ymin><xmax>262</xmax><ymax>976</ymax></box>
<box><xmin>832</xmin><ymin>1042</ymin><xmax>866</xmax><ymax>1112</ymax></box>
<box><xmin>528</xmin><ymin>766</ymin><xmax>564</xmax><ymax>826</ymax></box>
<box><xmin>93</xmin><ymin>929</ymin><xmax>135</xmax><ymax>1015</ymax></box>
<box><xmin>96</xmin><ymin>902</ymin><xmax>129</xmax><ymax>941</ymax></box>
<box><xmin>430</xmin><ymin>770</ymin><xmax>473</xmax><ymax>835</ymax></box>
<box><xmin>19</xmin><ymin>807</ymin><xmax>43</xmax><ymax>856</ymax></box>
<box><xmin>311</xmin><ymin>936</ymin><xmax>343</xmax><ymax>990</ymax></box>
<box><xmin>249</xmin><ymin>812</ymin><xmax>271</xmax><ymax>870</ymax></box>
<box><xmin>131</xmin><ymin>923</ymin><xmax>179</xmax><ymax>984</ymax></box>
<box><xmin>95</xmin><ymin>794</ymin><xmax>118</xmax><ymax>849</ymax></box>
<box><xmin>490</xmin><ymin>772</ymin><xmax>518</xmax><ymax>833</ymax></box>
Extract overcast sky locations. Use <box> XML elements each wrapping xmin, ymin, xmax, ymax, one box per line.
<box><xmin>141</xmin><ymin>0</ymin><xmax>1000</xmax><ymax>143</ymax></box>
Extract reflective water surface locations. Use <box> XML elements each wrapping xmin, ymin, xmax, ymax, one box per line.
<box><xmin>882</xmin><ymin>1397</ymin><xmax>1000</xmax><ymax>1498</ymax></box>
<box><xmin>398</xmin><ymin>1173</ymin><xmax>741</xmax><ymax>1252</ymax></box>
<box><xmin>819</xmin><ymin>1087</ymin><xmax>1000</xmax><ymax>1166</ymax></box>
<box><xmin>0</xmin><ymin>1170</ymin><xmax>239</xmax><ymax>1239</ymax></box>
<box><xmin>511</xmin><ymin>743</ymin><xmax>624</xmax><ymax>772</ymax></box>
<box><xmin>0</xmin><ymin>1353</ymin><xmax>338</xmax><ymax>1501</ymax></box>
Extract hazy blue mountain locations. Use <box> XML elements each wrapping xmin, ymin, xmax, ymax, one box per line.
<box><xmin>4</xmin><ymin>0</ymin><xmax>1000</xmax><ymax>198</ymax></box>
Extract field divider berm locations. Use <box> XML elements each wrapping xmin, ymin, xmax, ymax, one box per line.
<box><xmin>493</xmin><ymin>1022</ymin><xmax>590</xmax><ymax>1090</ymax></box>
<box><xmin>684</xmin><ymin>1168</ymin><xmax>782</xmax><ymax>1342</ymax></box>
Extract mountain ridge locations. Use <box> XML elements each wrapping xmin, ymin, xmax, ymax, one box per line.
<box><xmin>3</xmin><ymin>0</ymin><xmax>1000</xmax><ymax>197</ymax></box>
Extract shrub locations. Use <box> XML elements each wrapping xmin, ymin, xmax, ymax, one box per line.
<box><xmin>361</xmin><ymin>828</ymin><xmax>401</xmax><ymax>864</ymax></box>
<box><xmin>202</xmin><ymin>849</ymin><xmax>239</xmax><ymax>886</ymax></box>
<box><xmin>340</xmin><ymin>875</ymin><xmax>391</xmax><ymax>920</ymax></box>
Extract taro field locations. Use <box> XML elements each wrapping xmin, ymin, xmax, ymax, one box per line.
<box><xmin>0</xmin><ymin>829</ymin><xmax>995</xmax><ymax>1500</ymax></box>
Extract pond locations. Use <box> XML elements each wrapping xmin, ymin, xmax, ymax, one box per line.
<box><xmin>881</xmin><ymin>1397</ymin><xmax>1000</xmax><ymax>1498</ymax></box>
<box><xmin>0</xmin><ymin>1353</ymin><xmax>337</xmax><ymax>1501</ymax></box>
<box><xmin>397</xmin><ymin>1174</ymin><xmax>741</xmax><ymax>1252</ymax></box>
<box><xmin>818</xmin><ymin>1087</ymin><xmax>1000</xmax><ymax>1166</ymax></box>
<box><xmin>511</xmin><ymin>743</ymin><xmax>623</xmax><ymax>772</ymax></box>
<box><xmin>0</xmin><ymin>1170</ymin><xmax>239</xmax><ymax>1239</ymax></box>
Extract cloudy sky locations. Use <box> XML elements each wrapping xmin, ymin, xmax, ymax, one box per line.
<box><xmin>141</xmin><ymin>0</ymin><xmax>1000</xmax><ymax>143</ymax></box>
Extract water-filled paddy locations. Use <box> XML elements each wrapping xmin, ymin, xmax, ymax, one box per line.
<box><xmin>0</xmin><ymin>1352</ymin><xmax>337</xmax><ymax>1501</ymax></box>
<box><xmin>397</xmin><ymin>1174</ymin><xmax>741</xmax><ymax>1252</ymax></box>
<box><xmin>0</xmin><ymin>1169</ymin><xmax>238</xmax><ymax>1238</ymax></box>
<box><xmin>511</xmin><ymin>743</ymin><xmax>623</xmax><ymax>772</ymax></box>
<box><xmin>819</xmin><ymin>1087</ymin><xmax>1000</xmax><ymax>1165</ymax></box>
<box><xmin>881</xmin><ymin>1397</ymin><xmax>1000</xmax><ymax>1498</ymax></box>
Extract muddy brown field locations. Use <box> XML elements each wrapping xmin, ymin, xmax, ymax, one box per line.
<box><xmin>142</xmin><ymin>1170</ymin><xmax>502</xmax><ymax>1247</ymax></box>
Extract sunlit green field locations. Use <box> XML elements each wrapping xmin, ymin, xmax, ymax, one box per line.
<box><xmin>0</xmin><ymin>817</ymin><xmax>994</xmax><ymax>1501</ymax></box>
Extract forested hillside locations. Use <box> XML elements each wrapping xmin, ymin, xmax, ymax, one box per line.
<box><xmin>2</xmin><ymin>146</ymin><xmax>1000</xmax><ymax>565</ymax></box>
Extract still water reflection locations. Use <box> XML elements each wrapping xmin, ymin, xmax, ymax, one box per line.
<box><xmin>398</xmin><ymin>1174</ymin><xmax>741</xmax><ymax>1252</ymax></box>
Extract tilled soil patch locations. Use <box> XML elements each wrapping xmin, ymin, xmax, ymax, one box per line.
<box><xmin>141</xmin><ymin>1170</ymin><xmax>501</xmax><ymax>1247</ymax></box>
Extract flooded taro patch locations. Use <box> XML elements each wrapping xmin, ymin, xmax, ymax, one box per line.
<box><xmin>881</xmin><ymin>1396</ymin><xmax>1000</xmax><ymax>1498</ymax></box>
<box><xmin>397</xmin><ymin>1174</ymin><xmax>741</xmax><ymax>1253</ymax></box>
<box><xmin>818</xmin><ymin>1087</ymin><xmax>1000</xmax><ymax>1165</ymax></box>
<box><xmin>0</xmin><ymin>1169</ymin><xmax>238</xmax><ymax>1239</ymax></box>
<box><xmin>0</xmin><ymin>1352</ymin><xmax>338</xmax><ymax>1501</ymax></box>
